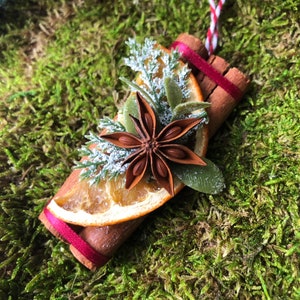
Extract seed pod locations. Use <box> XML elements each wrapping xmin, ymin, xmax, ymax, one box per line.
<box><xmin>161</xmin><ymin>126</ymin><xmax>182</xmax><ymax>140</ymax></box>
<box><xmin>100</xmin><ymin>133</ymin><xmax>141</xmax><ymax>148</ymax></box>
<box><xmin>155</xmin><ymin>158</ymin><xmax>168</xmax><ymax>178</ymax></box>
<box><xmin>163</xmin><ymin>147</ymin><xmax>186</xmax><ymax>159</ymax></box>
<box><xmin>132</xmin><ymin>158</ymin><xmax>147</xmax><ymax>176</ymax></box>
<box><xmin>144</xmin><ymin>112</ymin><xmax>154</xmax><ymax>133</ymax></box>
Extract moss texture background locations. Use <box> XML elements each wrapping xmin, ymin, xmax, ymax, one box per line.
<box><xmin>0</xmin><ymin>0</ymin><xmax>299</xmax><ymax>299</ymax></box>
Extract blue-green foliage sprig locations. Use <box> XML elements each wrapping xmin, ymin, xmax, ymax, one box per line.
<box><xmin>123</xmin><ymin>38</ymin><xmax>191</xmax><ymax>125</ymax></box>
<box><xmin>75</xmin><ymin>117</ymin><xmax>133</xmax><ymax>184</ymax></box>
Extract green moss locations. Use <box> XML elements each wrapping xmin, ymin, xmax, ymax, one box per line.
<box><xmin>0</xmin><ymin>0</ymin><xmax>299</xmax><ymax>299</ymax></box>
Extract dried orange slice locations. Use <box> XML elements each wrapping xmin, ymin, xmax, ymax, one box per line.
<box><xmin>47</xmin><ymin>46</ymin><xmax>209</xmax><ymax>226</ymax></box>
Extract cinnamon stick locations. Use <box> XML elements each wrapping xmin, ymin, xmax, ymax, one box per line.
<box><xmin>70</xmin><ymin>218</ymin><xmax>145</xmax><ymax>271</ymax></box>
<box><xmin>40</xmin><ymin>33</ymin><xmax>250</xmax><ymax>270</ymax></box>
<box><xmin>197</xmin><ymin>55</ymin><xmax>230</xmax><ymax>99</ymax></box>
<box><xmin>206</xmin><ymin>67</ymin><xmax>250</xmax><ymax>137</ymax></box>
<box><xmin>174</xmin><ymin>33</ymin><xmax>209</xmax><ymax>74</ymax></box>
<box><xmin>175</xmin><ymin>33</ymin><xmax>209</xmax><ymax>60</ymax></box>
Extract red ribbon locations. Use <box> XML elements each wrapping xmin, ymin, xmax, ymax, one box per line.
<box><xmin>171</xmin><ymin>41</ymin><xmax>243</xmax><ymax>101</ymax></box>
<box><xmin>43</xmin><ymin>207</ymin><xmax>110</xmax><ymax>267</ymax></box>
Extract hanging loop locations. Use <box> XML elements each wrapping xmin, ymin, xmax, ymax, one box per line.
<box><xmin>205</xmin><ymin>0</ymin><xmax>226</xmax><ymax>55</ymax></box>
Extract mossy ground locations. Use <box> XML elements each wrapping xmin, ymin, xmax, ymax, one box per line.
<box><xmin>0</xmin><ymin>0</ymin><xmax>299</xmax><ymax>299</ymax></box>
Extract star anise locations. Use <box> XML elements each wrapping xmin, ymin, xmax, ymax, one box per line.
<box><xmin>100</xmin><ymin>92</ymin><xmax>206</xmax><ymax>195</ymax></box>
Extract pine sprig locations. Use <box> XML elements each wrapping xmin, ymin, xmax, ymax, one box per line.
<box><xmin>98</xmin><ymin>116</ymin><xmax>126</xmax><ymax>132</ymax></box>
<box><xmin>124</xmin><ymin>38</ymin><xmax>161</xmax><ymax>105</ymax></box>
<box><xmin>123</xmin><ymin>38</ymin><xmax>191</xmax><ymax>121</ymax></box>
<box><xmin>74</xmin><ymin>118</ymin><xmax>133</xmax><ymax>184</ymax></box>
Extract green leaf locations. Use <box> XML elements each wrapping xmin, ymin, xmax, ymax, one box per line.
<box><xmin>172</xmin><ymin>158</ymin><xmax>225</xmax><ymax>194</ymax></box>
<box><xmin>164</xmin><ymin>77</ymin><xmax>183</xmax><ymax>109</ymax></box>
<box><xmin>172</xmin><ymin>101</ymin><xmax>210</xmax><ymax>119</ymax></box>
<box><xmin>122</xmin><ymin>94</ymin><xmax>138</xmax><ymax>134</ymax></box>
<box><xmin>120</xmin><ymin>76</ymin><xmax>156</xmax><ymax>108</ymax></box>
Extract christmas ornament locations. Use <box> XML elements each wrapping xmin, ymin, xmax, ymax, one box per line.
<box><xmin>39</xmin><ymin>1</ymin><xmax>250</xmax><ymax>270</ymax></box>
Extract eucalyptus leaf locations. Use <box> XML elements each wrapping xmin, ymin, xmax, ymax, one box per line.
<box><xmin>122</xmin><ymin>95</ymin><xmax>138</xmax><ymax>134</ymax></box>
<box><xmin>120</xmin><ymin>76</ymin><xmax>155</xmax><ymax>108</ymax></box>
<box><xmin>172</xmin><ymin>101</ymin><xmax>211</xmax><ymax>119</ymax></box>
<box><xmin>172</xmin><ymin>158</ymin><xmax>225</xmax><ymax>194</ymax></box>
<box><xmin>164</xmin><ymin>77</ymin><xmax>183</xmax><ymax>109</ymax></box>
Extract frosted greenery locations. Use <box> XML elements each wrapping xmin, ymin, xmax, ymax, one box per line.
<box><xmin>75</xmin><ymin>118</ymin><xmax>132</xmax><ymax>184</ymax></box>
<box><xmin>124</xmin><ymin>38</ymin><xmax>191</xmax><ymax>124</ymax></box>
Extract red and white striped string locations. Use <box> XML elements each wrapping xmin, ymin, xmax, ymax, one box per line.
<box><xmin>205</xmin><ymin>0</ymin><xmax>226</xmax><ymax>55</ymax></box>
